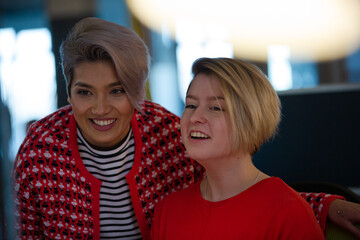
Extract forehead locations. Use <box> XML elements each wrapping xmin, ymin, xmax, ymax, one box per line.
<box><xmin>72</xmin><ymin>61</ymin><xmax>120</xmax><ymax>86</ymax></box>
<box><xmin>187</xmin><ymin>73</ymin><xmax>223</xmax><ymax>97</ymax></box>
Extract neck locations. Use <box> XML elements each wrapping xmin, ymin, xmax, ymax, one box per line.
<box><xmin>201</xmin><ymin>153</ymin><xmax>265</xmax><ymax>202</ymax></box>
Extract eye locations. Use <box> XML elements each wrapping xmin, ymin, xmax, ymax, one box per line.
<box><xmin>210</xmin><ymin>106</ymin><xmax>223</xmax><ymax>111</ymax></box>
<box><xmin>111</xmin><ymin>88</ymin><xmax>126</xmax><ymax>95</ymax></box>
<box><xmin>76</xmin><ymin>89</ymin><xmax>91</xmax><ymax>96</ymax></box>
<box><xmin>185</xmin><ymin>104</ymin><xmax>196</xmax><ymax>109</ymax></box>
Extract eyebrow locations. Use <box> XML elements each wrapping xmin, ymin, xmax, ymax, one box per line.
<box><xmin>73</xmin><ymin>81</ymin><xmax>122</xmax><ymax>88</ymax></box>
<box><xmin>186</xmin><ymin>94</ymin><xmax>225</xmax><ymax>101</ymax></box>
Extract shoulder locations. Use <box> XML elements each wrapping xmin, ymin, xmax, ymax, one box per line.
<box><xmin>162</xmin><ymin>182</ymin><xmax>199</xmax><ymax>206</ymax></box>
<box><xmin>153</xmin><ymin>183</ymin><xmax>198</xmax><ymax>219</ymax></box>
<box><xmin>14</xmin><ymin>105</ymin><xmax>74</xmax><ymax>170</ymax></box>
<box><xmin>133</xmin><ymin>100</ymin><xmax>183</xmax><ymax>145</ymax></box>
<box><xmin>258</xmin><ymin>177</ymin><xmax>302</xmax><ymax>200</ymax></box>
<box><xmin>257</xmin><ymin>178</ymin><xmax>324</xmax><ymax>238</ymax></box>
<box><xmin>252</xmin><ymin>177</ymin><xmax>314</xmax><ymax>213</ymax></box>
<box><xmin>12</xmin><ymin>106</ymin><xmax>75</xmax><ymax>189</ymax></box>
<box><xmin>135</xmin><ymin>100</ymin><xmax>180</xmax><ymax>123</ymax></box>
<box><xmin>258</xmin><ymin>177</ymin><xmax>318</xmax><ymax>218</ymax></box>
<box><xmin>27</xmin><ymin>105</ymin><xmax>73</xmax><ymax>135</ymax></box>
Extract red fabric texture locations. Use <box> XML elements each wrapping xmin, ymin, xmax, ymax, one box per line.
<box><xmin>298</xmin><ymin>192</ymin><xmax>345</xmax><ymax>233</ymax></box>
<box><xmin>151</xmin><ymin>177</ymin><xmax>325</xmax><ymax>240</ymax></box>
<box><xmin>12</xmin><ymin>101</ymin><xmax>202</xmax><ymax>239</ymax></box>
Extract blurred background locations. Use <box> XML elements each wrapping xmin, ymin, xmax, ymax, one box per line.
<box><xmin>0</xmin><ymin>0</ymin><xmax>359</xmax><ymax>238</ymax></box>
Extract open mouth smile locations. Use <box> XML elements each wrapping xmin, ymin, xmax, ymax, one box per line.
<box><xmin>92</xmin><ymin>119</ymin><xmax>116</xmax><ymax>126</ymax></box>
<box><xmin>190</xmin><ymin>131</ymin><xmax>210</xmax><ymax>139</ymax></box>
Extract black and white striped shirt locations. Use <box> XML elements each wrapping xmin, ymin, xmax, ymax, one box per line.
<box><xmin>77</xmin><ymin>128</ymin><xmax>142</xmax><ymax>239</ymax></box>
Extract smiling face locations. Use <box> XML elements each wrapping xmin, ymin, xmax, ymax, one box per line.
<box><xmin>68</xmin><ymin>61</ymin><xmax>134</xmax><ymax>150</ymax></box>
<box><xmin>180</xmin><ymin>73</ymin><xmax>233</xmax><ymax>163</ymax></box>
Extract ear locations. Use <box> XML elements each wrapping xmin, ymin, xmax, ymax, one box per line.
<box><xmin>67</xmin><ymin>96</ymin><xmax>72</xmax><ymax>104</ymax></box>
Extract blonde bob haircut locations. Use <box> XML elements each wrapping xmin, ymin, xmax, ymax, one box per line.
<box><xmin>60</xmin><ymin>17</ymin><xmax>150</xmax><ymax>110</ymax></box>
<box><xmin>191</xmin><ymin>57</ymin><xmax>281</xmax><ymax>155</ymax></box>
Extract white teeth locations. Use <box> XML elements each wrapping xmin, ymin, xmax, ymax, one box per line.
<box><xmin>93</xmin><ymin>119</ymin><xmax>115</xmax><ymax>126</ymax></box>
<box><xmin>190</xmin><ymin>131</ymin><xmax>209</xmax><ymax>139</ymax></box>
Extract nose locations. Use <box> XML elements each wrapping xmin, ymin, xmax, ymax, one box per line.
<box><xmin>190</xmin><ymin>107</ymin><xmax>207</xmax><ymax>124</ymax></box>
<box><xmin>92</xmin><ymin>95</ymin><xmax>110</xmax><ymax>115</ymax></box>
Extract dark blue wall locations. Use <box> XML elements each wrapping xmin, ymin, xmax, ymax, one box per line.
<box><xmin>254</xmin><ymin>86</ymin><xmax>360</xmax><ymax>187</ymax></box>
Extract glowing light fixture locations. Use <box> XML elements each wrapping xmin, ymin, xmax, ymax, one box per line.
<box><xmin>126</xmin><ymin>0</ymin><xmax>360</xmax><ymax>61</ymax></box>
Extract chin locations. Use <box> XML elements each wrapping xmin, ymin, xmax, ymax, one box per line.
<box><xmin>187</xmin><ymin>152</ymin><xmax>209</xmax><ymax>162</ymax></box>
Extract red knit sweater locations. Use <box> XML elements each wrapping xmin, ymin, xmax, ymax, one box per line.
<box><xmin>12</xmin><ymin>101</ymin><xmax>340</xmax><ymax>239</ymax></box>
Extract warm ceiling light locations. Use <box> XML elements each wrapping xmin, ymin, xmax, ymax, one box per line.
<box><xmin>126</xmin><ymin>0</ymin><xmax>360</xmax><ymax>61</ymax></box>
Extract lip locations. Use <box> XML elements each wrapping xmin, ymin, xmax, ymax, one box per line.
<box><xmin>90</xmin><ymin>118</ymin><xmax>116</xmax><ymax>131</ymax></box>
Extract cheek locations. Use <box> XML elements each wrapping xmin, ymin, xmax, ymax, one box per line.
<box><xmin>180</xmin><ymin>114</ymin><xmax>188</xmax><ymax>134</ymax></box>
<box><xmin>118</xmin><ymin>99</ymin><xmax>134</xmax><ymax>117</ymax></box>
<box><xmin>225</xmin><ymin>125</ymin><xmax>234</xmax><ymax>149</ymax></box>
<box><xmin>71</xmin><ymin>99</ymin><xmax>88</xmax><ymax>114</ymax></box>
<box><xmin>219</xmin><ymin>120</ymin><xmax>233</xmax><ymax>141</ymax></box>
<box><xmin>180</xmin><ymin>123</ymin><xmax>186</xmax><ymax>140</ymax></box>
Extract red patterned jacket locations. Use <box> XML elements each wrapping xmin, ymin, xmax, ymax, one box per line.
<box><xmin>12</xmin><ymin>101</ymin><xmax>340</xmax><ymax>239</ymax></box>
